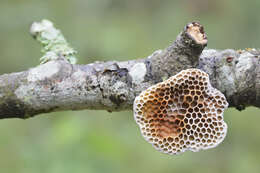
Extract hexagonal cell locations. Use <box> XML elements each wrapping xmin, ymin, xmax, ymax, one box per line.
<box><xmin>133</xmin><ymin>69</ymin><xmax>228</xmax><ymax>155</ymax></box>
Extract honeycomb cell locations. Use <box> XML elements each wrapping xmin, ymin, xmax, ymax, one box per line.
<box><xmin>133</xmin><ymin>69</ymin><xmax>228</xmax><ymax>155</ymax></box>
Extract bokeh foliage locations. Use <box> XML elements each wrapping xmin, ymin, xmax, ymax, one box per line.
<box><xmin>0</xmin><ymin>0</ymin><xmax>260</xmax><ymax>173</ymax></box>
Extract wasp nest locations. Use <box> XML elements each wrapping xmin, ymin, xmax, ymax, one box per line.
<box><xmin>133</xmin><ymin>69</ymin><xmax>228</xmax><ymax>155</ymax></box>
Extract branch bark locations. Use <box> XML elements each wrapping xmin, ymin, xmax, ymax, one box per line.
<box><xmin>0</xmin><ymin>20</ymin><xmax>259</xmax><ymax>119</ymax></box>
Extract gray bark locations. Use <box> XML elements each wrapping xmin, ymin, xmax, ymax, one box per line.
<box><xmin>0</xmin><ymin>21</ymin><xmax>259</xmax><ymax>119</ymax></box>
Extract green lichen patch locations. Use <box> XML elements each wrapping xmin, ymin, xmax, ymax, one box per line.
<box><xmin>30</xmin><ymin>19</ymin><xmax>77</xmax><ymax>64</ymax></box>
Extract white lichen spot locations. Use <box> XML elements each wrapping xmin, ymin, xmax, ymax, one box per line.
<box><xmin>30</xmin><ymin>19</ymin><xmax>58</xmax><ymax>39</ymax></box>
<box><xmin>129</xmin><ymin>63</ymin><xmax>147</xmax><ymax>85</ymax></box>
<box><xmin>27</xmin><ymin>61</ymin><xmax>60</xmax><ymax>82</ymax></box>
<box><xmin>236</xmin><ymin>52</ymin><xmax>254</xmax><ymax>75</ymax></box>
<box><xmin>201</xmin><ymin>49</ymin><xmax>217</xmax><ymax>57</ymax></box>
<box><xmin>235</xmin><ymin>52</ymin><xmax>254</xmax><ymax>90</ymax></box>
<box><xmin>217</xmin><ymin>65</ymin><xmax>236</xmax><ymax>97</ymax></box>
<box><xmin>15</xmin><ymin>84</ymin><xmax>34</xmax><ymax>105</ymax></box>
<box><xmin>72</xmin><ymin>70</ymin><xmax>86</xmax><ymax>83</ymax></box>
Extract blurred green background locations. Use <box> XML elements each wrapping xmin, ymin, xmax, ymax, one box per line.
<box><xmin>0</xmin><ymin>0</ymin><xmax>260</xmax><ymax>173</ymax></box>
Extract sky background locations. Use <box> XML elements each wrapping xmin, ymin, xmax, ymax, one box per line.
<box><xmin>0</xmin><ymin>0</ymin><xmax>260</xmax><ymax>173</ymax></box>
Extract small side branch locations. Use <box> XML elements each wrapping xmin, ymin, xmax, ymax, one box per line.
<box><xmin>0</xmin><ymin>20</ymin><xmax>259</xmax><ymax>119</ymax></box>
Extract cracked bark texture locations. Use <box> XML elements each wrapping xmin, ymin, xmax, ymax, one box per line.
<box><xmin>0</xmin><ymin>20</ymin><xmax>259</xmax><ymax>119</ymax></box>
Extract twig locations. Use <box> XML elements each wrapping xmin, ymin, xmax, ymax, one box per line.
<box><xmin>0</xmin><ymin>20</ymin><xmax>259</xmax><ymax>119</ymax></box>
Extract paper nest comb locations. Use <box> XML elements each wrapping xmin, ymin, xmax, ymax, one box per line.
<box><xmin>133</xmin><ymin>69</ymin><xmax>228</xmax><ymax>155</ymax></box>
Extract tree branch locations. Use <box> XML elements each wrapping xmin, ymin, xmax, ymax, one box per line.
<box><xmin>0</xmin><ymin>20</ymin><xmax>259</xmax><ymax>119</ymax></box>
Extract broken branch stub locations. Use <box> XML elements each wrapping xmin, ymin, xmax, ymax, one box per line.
<box><xmin>186</xmin><ymin>22</ymin><xmax>208</xmax><ymax>46</ymax></box>
<box><xmin>133</xmin><ymin>69</ymin><xmax>228</xmax><ymax>155</ymax></box>
<box><xmin>151</xmin><ymin>22</ymin><xmax>208</xmax><ymax>81</ymax></box>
